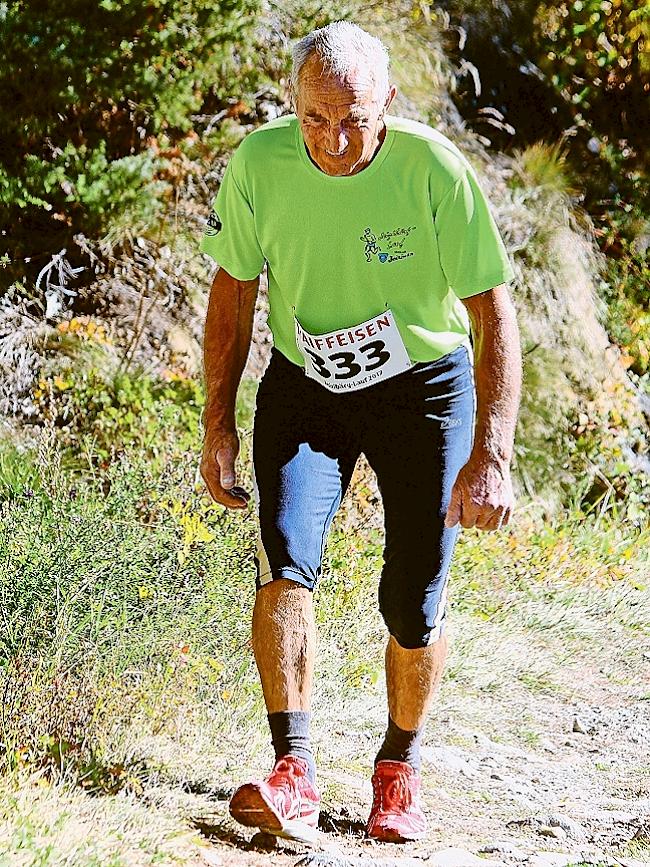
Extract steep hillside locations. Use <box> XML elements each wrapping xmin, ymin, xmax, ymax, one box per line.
<box><xmin>2</xmin><ymin>1</ymin><xmax>647</xmax><ymax>520</ymax></box>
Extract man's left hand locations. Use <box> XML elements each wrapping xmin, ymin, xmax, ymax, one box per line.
<box><xmin>444</xmin><ymin>454</ymin><xmax>515</xmax><ymax>531</ymax></box>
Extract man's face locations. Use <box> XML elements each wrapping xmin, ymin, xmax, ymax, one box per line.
<box><xmin>292</xmin><ymin>54</ymin><xmax>396</xmax><ymax>177</ymax></box>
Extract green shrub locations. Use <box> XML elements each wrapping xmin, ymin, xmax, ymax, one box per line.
<box><xmin>1</xmin><ymin>0</ymin><xmax>262</xmax><ymax>285</ymax></box>
<box><xmin>31</xmin><ymin>364</ymin><xmax>204</xmax><ymax>468</ymax></box>
<box><xmin>534</xmin><ymin>0</ymin><xmax>649</xmax><ymax>132</ymax></box>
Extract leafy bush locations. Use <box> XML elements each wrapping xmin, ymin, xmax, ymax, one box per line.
<box><xmin>435</xmin><ymin>0</ymin><xmax>648</xmax><ymax>160</ymax></box>
<box><xmin>534</xmin><ymin>0</ymin><xmax>649</xmax><ymax>141</ymax></box>
<box><xmin>434</xmin><ymin>0</ymin><xmax>649</xmax><ymax>378</ymax></box>
<box><xmin>31</xmin><ymin>364</ymin><xmax>204</xmax><ymax>467</ymax></box>
<box><xmin>1</xmin><ymin>0</ymin><xmax>262</xmax><ymax>287</ymax></box>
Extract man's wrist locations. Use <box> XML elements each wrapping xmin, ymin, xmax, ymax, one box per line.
<box><xmin>470</xmin><ymin>439</ymin><xmax>512</xmax><ymax>470</ymax></box>
<box><xmin>201</xmin><ymin>402</ymin><xmax>235</xmax><ymax>433</ymax></box>
<box><xmin>472</xmin><ymin>417</ymin><xmax>513</xmax><ymax>464</ymax></box>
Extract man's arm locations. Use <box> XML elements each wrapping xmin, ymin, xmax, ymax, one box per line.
<box><xmin>463</xmin><ymin>283</ymin><xmax>522</xmax><ymax>466</ymax></box>
<box><xmin>200</xmin><ymin>266</ymin><xmax>260</xmax><ymax>509</ymax></box>
<box><xmin>445</xmin><ymin>283</ymin><xmax>522</xmax><ymax>531</ymax></box>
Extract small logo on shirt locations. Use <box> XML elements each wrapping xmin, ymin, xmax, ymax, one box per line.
<box><xmin>440</xmin><ymin>416</ymin><xmax>462</xmax><ymax>429</ymax></box>
<box><xmin>359</xmin><ymin>225</ymin><xmax>416</xmax><ymax>263</ymax></box>
<box><xmin>205</xmin><ymin>211</ymin><xmax>222</xmax><ymax>236</ymax></box>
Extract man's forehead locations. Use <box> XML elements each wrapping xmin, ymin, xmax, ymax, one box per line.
<box><xmin>299</xmin><ymin>56</ymin><xmax>376</xmax><ymax>96</ymax></box>
<box><xmin>303</xmin><ymin>100</ymin><xmax>370</xmax><ymax>115</ymax></box>
<box><xmin>299</xmin><ymin>79</ymin><xmax>378</xmax><ymax>113</ymax></box>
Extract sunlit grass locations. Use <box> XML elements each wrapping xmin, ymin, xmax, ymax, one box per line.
<box><xmin>510</xmin><ymin>139</ymin><xmax>578</xmax><ymax>198</ymax></box>
<box><xmin>2</xmin><ymin>371</ymin><xmax>648</xmax><ymax>782</ymax></box>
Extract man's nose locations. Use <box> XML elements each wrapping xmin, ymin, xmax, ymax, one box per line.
<box><xmin>325</xmin><ymin>123</ymin><xmax>348</xmax><ymax>153</ymax></box>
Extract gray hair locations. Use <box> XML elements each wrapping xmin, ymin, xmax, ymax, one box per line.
<box><xmin>290</xmin><ymin>21</ymin><xmax>391</xmax><ymax>107</ymax></box>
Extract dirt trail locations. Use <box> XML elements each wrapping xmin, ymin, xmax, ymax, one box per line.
<box><xmin>185</xmin><ymin>619</ymin><xmax>650</xmax><ymax>867</ymax></box>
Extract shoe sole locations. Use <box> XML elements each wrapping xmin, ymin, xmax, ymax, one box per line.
<box><xmin>229</xmin><ymin>785</ymin><xmax>320</xmax><ymax>845</ymax></box>
<box><xmin>367</xmin><ymin>821</ymin><xmax>427</xmax><ymax>843</ymax></box>
<box><xmin>367</xmin><ymin>829</ymin><xmax>426</xmax><ymax>843</ymax></box>
<box><xmin>259</xmin><ymin>821</ymin><xmax>320</xmax><ymax>845</ymax></box>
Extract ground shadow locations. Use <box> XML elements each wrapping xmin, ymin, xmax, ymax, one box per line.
<box><xmin>318</xmin><ymin>808</ymin><xmax>367</xmax><ymax>838</ymax></box>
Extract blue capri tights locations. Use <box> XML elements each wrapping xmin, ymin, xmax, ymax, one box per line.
<box><xmin>251</xmin><ymin>343</ymin><xmax>476</xmax><ymax>649</ymax></box>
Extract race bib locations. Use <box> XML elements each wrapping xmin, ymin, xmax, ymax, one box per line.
<box><xmin>294</xmin><ymin>309</ymin><xmax>413</xmax><ymax>392</ymax></box>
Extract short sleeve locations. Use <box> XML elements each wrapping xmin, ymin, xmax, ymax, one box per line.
<box><xmin>199</xmin><ymin>147</ymin><xmax>266</xmax><ymax>281</ymax></box>
<box><xmin>434</xmin><ymin>167</ymin><xmax>515</xmax><ymax>299</ymax></box>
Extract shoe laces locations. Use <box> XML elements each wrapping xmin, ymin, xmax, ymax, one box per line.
<box><xmin>373</xmin><ymin>768</ymin><xmax>414</xmax><ymax>812</ymax></box>
<box><xmin>267</xmin><ymin>756</ymin><xmax>305</xmax><ymax>791</ymax></box>
<box><xmin>388</xmin><ymin>770</ymin><xmax>413</xmax><ymax>809</ymax></box>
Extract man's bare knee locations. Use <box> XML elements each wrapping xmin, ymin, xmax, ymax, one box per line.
<box><xmin>253</xmin><ymin>578</ymin><xmax>314</xmax><ymax>635</ymax></box>
<box><xmin>257</xmin><ymin>576</ymin><xmax>313</xmax><ymax>600</ymax></box>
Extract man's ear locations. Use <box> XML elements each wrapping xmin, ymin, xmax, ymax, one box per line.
<box><xmin>384</xmin><ymin>83</ymin><xmax>397</xmax><ymax>114</ymax></box>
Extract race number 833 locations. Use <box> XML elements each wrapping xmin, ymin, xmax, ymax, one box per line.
<box><xmin>294</xmin><ymin>309</ymin><xmax>413</xmax><ymax>393</ymax></box>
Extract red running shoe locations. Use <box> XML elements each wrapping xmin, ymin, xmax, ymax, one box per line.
<box><xmin>229</xmin><ymin>755</ymin><xmax>321</xmax><ymax>844</ymax></box>
<box><xmin>366</xmin><ymin>760</ymin><xmax>428</xmax><ymax>843</ymax></box>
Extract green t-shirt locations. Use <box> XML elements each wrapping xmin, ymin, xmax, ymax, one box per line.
<box><xmin>200</xmin><ymin>113</ymin><xmax>515</xmax><ymax>366</ymax></box>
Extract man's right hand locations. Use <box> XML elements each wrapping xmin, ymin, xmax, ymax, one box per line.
<box><xmin>200</xmin><ymin>426</ymin><xmax>251</xmax><ymax>510</ymax></box>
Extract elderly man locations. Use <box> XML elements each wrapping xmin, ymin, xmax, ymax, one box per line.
<box><xmin>200</xmin><ymin>20</ymin><xmax>521</xmax><ymax>845</ymax></box>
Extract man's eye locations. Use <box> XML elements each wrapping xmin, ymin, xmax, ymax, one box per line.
<box><xmin>306</xmin><ymin>116</ymin><xmax>368</xmax><ymax>128</ymax></box>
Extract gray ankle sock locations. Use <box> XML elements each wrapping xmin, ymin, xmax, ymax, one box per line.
<box><xmin>375</xmin><ymin>715</ymin><xmax>424</xmax><ymax>772</ymax></box>
<box><xmin>268</xmin><ymin>710</ymin><xmax>316</xmax><ymax>784</ymax></box>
